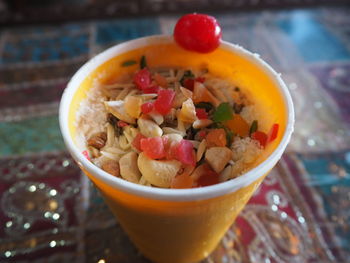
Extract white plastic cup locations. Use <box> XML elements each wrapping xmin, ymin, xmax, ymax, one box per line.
<box><xmin>59</xmin><ymin>35</ymin><xmax>294</xmax><ymax>263</ymax></box>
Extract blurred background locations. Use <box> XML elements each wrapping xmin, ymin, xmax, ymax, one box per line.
<box><xmin>0</xmin><ymin>0</ymin><xmax>349</xmax><ymax>25</ymax></box>
<box><xmin>0</xmin><ymin>0</ymin><xmax>350</xmax><ymax>262</ymax></box>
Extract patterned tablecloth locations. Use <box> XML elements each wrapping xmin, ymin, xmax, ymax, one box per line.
<box><xmin>0</xmin><ymin>7</ymin><xmax>349</xmax><ymax>263</ymax></box>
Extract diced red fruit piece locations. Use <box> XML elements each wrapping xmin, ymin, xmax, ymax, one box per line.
<box><xmin>142</xmin><ymin>85</ymin><xmax>160</xmax><ymax>94</ymax></box>
<box><xmin>82</xmin><ymin>150</ymin><xmax>90</xmax><ymax>160</ymax></box>
<box><xmin>134</xmin><ymin>68</ymin><xmax>151</xmax><ymax>91</ymax></box>
<box><xmin>195</xmin><ymin>108</ymin><xmax>208</xmax><ymax>119</ymax></box>
<box><xmin>117</xmin><ymin>121</ymin><xmax>129</xmax><ymax>127</ymax></box>
<box><xmin>251</xmin><ymin>131</ymin><xmax>268</xmax><ymax>148</ymax></box>
<box><xmin>184</xmin><ymin>78</ymin><xmax>195</xmax><ymax>91</ymax></box>
<box><xmin>140</xmin><ymin>137</ymin><xmax>166</xmax><ymax>159</ymax></box>
<box><xmin>141</xmin><ymin>102</ymin><xmax>154</xmax><ymax>114</ymax></box>
<box><xmin>161</xmin><ymin>136</ymin><xmax>169</xmax><ymax>146</ymax></box>
<box><xmin>197</xmin><ymin>167</ymin><xmax>219</xmax><ymax>187</ymax></box>
<box><xmin>176</xmin><ymin>140</ymin><xmax>196</xmax><ymax>166</ymax></box>
<box><xmin>206</xmin><ymin>129</ymin><xmax>226</xmax><ymax>147</ymax></box>
<box><xmin>267</xmin><ymin>123</ymin><xmax>279</xmax><ymax>144</ymax></box>
<box><xmin>225</xmin><ymin>114</ymin><xmax>249</xmax><ymax>137</ymax></box>
<box><xmin>132</xmin><ymin>133</ymin><xmax>146</xmax><ymax>151</ymax></box>
<box><xmin>154</xmin><ymin>89</ymin><xmax>176</xmax><ymax>115</ymax></box>
<box><xmin>165</xmin><ymin>142</ymin><xmax>179</xmax><ymax>160</ymax></box>
<box><xmin>174</xmin><ymin>13</ymin><xmax>222</xmax><ymax>53</ymax></box>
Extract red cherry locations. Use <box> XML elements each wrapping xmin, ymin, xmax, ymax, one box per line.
<box><xmin>174</xmin><ymin>13</ymin><xmax>222</xmax><ymax>53</ymax></box>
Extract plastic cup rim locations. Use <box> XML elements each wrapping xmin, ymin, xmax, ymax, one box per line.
<box><xmin>59</xmin><ymin>34</ymin><xmax>294</xmax><ymax>202</ymax></box>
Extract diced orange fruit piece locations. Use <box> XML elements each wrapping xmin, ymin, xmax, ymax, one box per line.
<box><xmin>225</xmin><ymin>114</ymin><xmax>249</xmax><ymax>137</ymax></box>
<box><xmin>171</xmin><ymin>172</ymin><xmax>194</xmax><ymax>189</ymax></box>
<box><xmin>206</xmin><ymin>128</ymin><xmax>227</xmax><ymax>147</ymax></box>
<box><xmin>124</xmin><ymin>96</ymin><xmax>142</xmax><ymax>118</ymax></box>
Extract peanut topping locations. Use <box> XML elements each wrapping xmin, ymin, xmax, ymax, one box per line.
<box><xmin>101</xmin><ymin>160</ymin><xmax>120</xmax><ymax>177</ymax></box>
<box><xmin>87</xmin><ymin>132</ymin><xmax>107</xmax><ymax>149</ymax></box>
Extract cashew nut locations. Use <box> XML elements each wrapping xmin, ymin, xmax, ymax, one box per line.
<box><xmin>119</xmin><ymin>152</ymin><xmax>141</xmax><ymax>183</ymax></box>
<box><xmin>219</xmin><ymin>165</ymin><xmax>232</xmax><ymax>182</ymax></box>
<box><xmin>205</xmin><ymin>147</ymin><xmax>233</xmax><ymax>173</ymax></box>
<box><xmin>124</xmin><ymin>95</ymin><xmax>142</xmax><ymax>118</ymax></box>
<box><xmin>148</xmin><ymin>111</ymin><xmax>164</xmax><ymax>125</ymax></box>
<box><xmin>162</xmin><ymin>127</ymin><xmax>185</xmax><ymax>136</ymax></box>
<box><xmin>164</xmin><ymin>133</ymin><xmax>183</xmax><ymax>144</ymax></box>
<box><xmin>137</xmin><ymin>116</ymin><xmax>163</xmax><ymax>137</ymax></box>
<box><xmin>104</xmin><ymin>100</ymin><xmax>135</xmax><ymax>124</ymax></box>
<box><xmin>137</xmin><ymin>152</ymin><xmax>181</xmax><ymax>187</ymax></box>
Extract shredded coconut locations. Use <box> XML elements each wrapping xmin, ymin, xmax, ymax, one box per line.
<box><xmin>240</xmin><ymin>105</ymin><xmax>258</xmax><ymax>124</ymax></box>
<box><xmin>75</xmin><ymin>85</ymin><xmax>107</xmax><ymax>147</ymax></box>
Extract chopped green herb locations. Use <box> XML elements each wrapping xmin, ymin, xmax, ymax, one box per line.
<box><xmin>213</xmin><ymin>102</ymin><xmax>233</xmax><ymax>122</ymax></box>
<box><xmin>234</xmin><ymin>87</ymin><xmax>240</xmax><ymax>92</ymax></box>
<box><xmin>121</xmin><ymin>60</ymin><xmax>137</xmax><ymax>67</ymax></box>
<box><xmin>249</xmin><ymin>120</ymin><xmax>258</xmax><ymax>135</ymax></box>
<box><xmin>180</xmin><ymin>70</ymin><xmax>195</xmax><ymax>86</ymax></box>
<box><xmin>140</xmin><ymin>55</ymin><xmax>147</xmax><ymax>69</ymax></box>
<box><xmin>195</xmin><ymin>102</ymin><xmax>214</xmax><ymax>112</ymax></box>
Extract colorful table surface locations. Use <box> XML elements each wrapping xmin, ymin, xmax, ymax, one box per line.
<box><xmin>0</xmin><ymin>7</ymin><xmax>350</xmax><ymax>263</ymax></box>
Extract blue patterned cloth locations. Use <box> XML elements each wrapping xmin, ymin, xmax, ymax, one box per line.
<box><xmin>0</xmin><ymin>7</ymin><xmax>349</xmax><ymax>263</ymax></box>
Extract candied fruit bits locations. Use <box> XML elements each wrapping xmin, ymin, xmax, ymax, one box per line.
<box><xmin>154</xmin><ymin>89</ymin><xmax>176</xmax><ymax>115</ymax></box>
<box><xmin>176</xmin><ymin>140</ymin><xmax>196</xmax><ymax>166</ymax></box>
<box><xmin>140</xmin><ymin>137</ymin><xmax>166</xmax><ymax>159</ymax></box>
<box><xmin>134</xmin><ymin>68</ymin><xmax>151</xmax><ymax>91</ymax></box>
